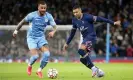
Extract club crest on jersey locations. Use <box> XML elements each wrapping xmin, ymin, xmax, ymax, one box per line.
<box><xmin>82</xmin><ymin>21</ymin><xmax>84</xmax><ymax>24</ymax></box>
<box><xmin>80</xmin><ymin>26</ymin><xmax>84</xmax><ymax>31</ymax></box>
<box><xmin>79</xmin><ymin>26</ymin><xmax>88</xmax><ymax>31</ymax></box>
<box><xmin>45</xmin><ymin>19</ymin><xmax>48</xmax><ymax>22</ymax></box>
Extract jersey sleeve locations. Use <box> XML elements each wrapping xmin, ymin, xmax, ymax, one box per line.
<box><xmin>48</xmin><ymin>14</ymin><xmax>56</xmax><ymax>26</ymax></box>
<box><xmin>66</xmin><ymin>19</ymin><xmax>77</xmax><ymax>45</ymax></box>
<box><xmin>95</xmin><ymin>16</ymin><xmax>114</xmax><ymax>24</ymax></box>
<box><xmin>86</xmin><ymin>14</ymin><xmax>94</xmax><ymax>22</ymax></box>
<box><xmin>72</xmin><ymin>19</ymin><xmax>77</xmax><ymax>29</ymax></box>
<box><xmin>24</xmin><ymin>13</ymin><xmax>33</xmax><ymax>22</ymax></box>
<box><xmin>87</xmin><ymin>14</ymin><xmax>114</xmax><ymax>24</ymax></box>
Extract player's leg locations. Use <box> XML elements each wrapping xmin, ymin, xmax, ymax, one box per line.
<box><xmin>28</xmin><ymin>49</ymin><xmax>39</xmax><ymax>66</ymax></box>
<box><xmin>36</xmin><ymin>45</ymin><xmax>50</xmax><ymax>78</ymax></box>
<box><xmin>79</xmin><ymin>39</ymin><xmax>104</xmax><ymax>77</ymax></box>
<box><xmin>36</xmin><ymin>37</ymin><xmax>50</xmax><ymax>78</ymax></box>
<box><xmin>79</xmin><ymin>43</ymin><xmax>98</xmax><ymax>77</ymax></box>
<box><xmin>78</xmin><ymin>43</ymin><xmax>95</xmax><ymax>69</ymax></box>
<box><xmin>27</xmin><ymin>37</ymin><xmax>39</xmax><ymax>75</ymax></box>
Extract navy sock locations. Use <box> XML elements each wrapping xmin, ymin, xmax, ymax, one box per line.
<box><xmin>80</xmin><ymin>58</ymin><xmax>87</xmax><ymax>66</ymax></box>
<box><xmin>85</xmin><ymin>55</ymin><xmax>94</xmax><ymax>69</ymax></box>
<box><xmin>78</xmin><ymin>49</ymin><xmax>94</xmax><ymax>69</ymax></box>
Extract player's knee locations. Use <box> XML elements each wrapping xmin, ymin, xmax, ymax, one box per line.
<box><xmin>30</xmin><ymin>49</ymin><xmax>38</xmax><ymax>55</ymax></box>
<box><xmin>80</xmin><ymin>44</ymin><xmax>86</xmax><ymax>49</ymax></box>
<box><xmin>78</xmin><ymin>49</ymin><xmax>86</xmax><ymax>57</ymax></box>
<box><xmin>41</xmin><ymin>45</ymin><xmax>49</xmax><ymax>52</ymax></box>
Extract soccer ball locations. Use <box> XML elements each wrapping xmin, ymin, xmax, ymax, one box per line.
<box><xmin>47</xmin><ymin>68</ymin><xmax>58</xmax><ymax>79</ymax></box>
<box><xmin>96</xmin><ymin>69</ymin><xmax>105</xmax><ymax>77</ymax></box>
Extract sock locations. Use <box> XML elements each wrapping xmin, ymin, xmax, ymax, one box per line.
<box><xmin>80</xmin><ymin>58</ymin><xmax>87</xmax><ymax>66</ymax></box>
<box><xmin>80</xmin><ymin>56</ymin><xmax>94</xmax><ymax>69</ymax></box>
<box><xmin>91</xmin><ymin>66</ymin><xmax>97</xmax><ymax>71</ymax></box>
<box><xmin>40</xmin><ymin>51</ymin><xmax>50</xmax><ymax>69</ymax></box>
<box><xmin>37</xmin><ymin>68</ymin><xmax>42</xmax><ymax>72</ymax></box>
<box><xmin>78</xmin><ymin>49</ymin><xmax>86</xmax><ymax>57</ymax></box>
<box><xmin>85</xmin><ymin>55</ymin><xmax>94</xmax><ymax>69</ymax></box>
<box><xmin>78</xmin><ymin>49</ymin><xmax>94</xmax><ymax>69</ymax></box>
<box><xmin>29</xmin><ymin>54</ymin><xmax>39</xmax><ymax>66</ymax></box>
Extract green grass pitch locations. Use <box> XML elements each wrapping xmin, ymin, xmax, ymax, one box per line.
<box><xmin>0</xmin><ymin>62</ymin><xmax>133</xmax><ymax>80</ymax></box>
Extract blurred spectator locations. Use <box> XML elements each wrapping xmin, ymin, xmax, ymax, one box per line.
<box><xmin>122</xmin><ymin>18</ymin><xmax>130</xmax><ymax>29</ymax></box>
<box><xmin>97</xmin><ymin>49</ymin><xmax>104</xmax><ymax>57</ymax></box>
<box><xmin>0</xmin><ymin>0</ymin><xmax>72</xmax><ymax>25</ymax></box>
<box><xmin>110</xmin><ymin>43</ymin><xmax>119</xmax><ymax>57</ymax></box>
<box><xmin>126</xmin><ymin>45</ymin><xmax>133</xmax><ymax>57</ymax></box>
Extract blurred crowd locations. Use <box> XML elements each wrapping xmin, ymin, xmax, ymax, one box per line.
<box><xmin>0</xmin><ymin>0</ymin><xmax>133</xmax><ymax>61</ymax></box>
<box><xmin>76</xmin><ymin>0</ymin><xmax>133</xmax><ymax>57</ymax></box>
<box><xmin>0</xmin><ymin>0</ymin><xmax>72</xmax><ymax>25</ymax></box>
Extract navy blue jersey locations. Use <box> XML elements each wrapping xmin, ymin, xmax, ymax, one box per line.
<box><xmin>72</xmin><ymin>13</ymin><xmax>96</xmax><ymax>38</ymax></box>
<box><xmin>66</xmin><ymin>13</ymin><xmax>114</xmax><ymax>45</ymax></box>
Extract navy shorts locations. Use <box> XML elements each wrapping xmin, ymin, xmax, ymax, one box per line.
<box><xmin>82</xmin><ymin>36</ymin><xmax>96</xmax><ymax>52</ymax></box>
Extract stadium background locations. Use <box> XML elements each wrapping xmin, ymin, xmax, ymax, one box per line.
<box><xmin>0</xmin><ymin>0</ymin><xmax>133</xmax><ymax>80</ymax></box>
<box><xmin>0</xmin><ymin>0</ymin><xmax>133</xmax><ymax>63</ymax></box>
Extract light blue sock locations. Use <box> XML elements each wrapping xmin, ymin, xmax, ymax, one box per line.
<box><xmin>40</xmin><ymin>51</ymin><xmax>50</xmax><ymax>69</ymax></box>
<box><xmin>29</xmin><ymin>54</ymin><xmax>39</xmax><ymax>66</ymax></box>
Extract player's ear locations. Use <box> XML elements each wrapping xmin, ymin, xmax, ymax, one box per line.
<box><xmin>78</xmin><ymin>8</ymin><xmax>82</xmax><ymax>12</ymax></box>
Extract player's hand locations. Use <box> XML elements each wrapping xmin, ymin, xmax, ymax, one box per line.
<box><xmin>114</xmin><ymin>21</ymin><xmax>121</xmax><ymax>26</ymax></box>
<box><xmin>12</xmin><ymin>30</ymin><xmax>18</xmax><ymax>38</ymax></box>
<box><xmin>63</xmin><ymin>43</ymin><xmax>68</xmax><ymax>52</ymax></box>
<box><xmin>48</xmin><ymin>31</ymin><xmax>55</xmax><ymax>38</ymax></box>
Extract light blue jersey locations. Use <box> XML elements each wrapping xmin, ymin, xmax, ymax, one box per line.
<box><xmin>25</xmin><ymin>11</ymin><xmax>56</xmax><ymax>37</ymax></box>
<box><xmin>24</xmin><ymin>11</ymin><xmax>56</xmax><ymax>49</ymax></box>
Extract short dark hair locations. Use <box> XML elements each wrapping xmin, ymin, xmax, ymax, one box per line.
<box><xmin>73</xmin><ymin>4</ymin><xmax>81</xmax><ymax>10</ymax></box>
<box><xmin>38</xmin><ymin>0</ymin><xmax>46</xmax><ymax>5</ymax></box>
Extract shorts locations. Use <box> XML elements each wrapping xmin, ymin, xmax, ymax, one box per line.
<box><xmin>27</xmin><ymin>36</ymin><xmax>48</xmax><ymax>49</ymax></box>
<box><xmin>82</xmin><ymin>36</ymin><xmax>96</xmax><ymax>52</ymax></box>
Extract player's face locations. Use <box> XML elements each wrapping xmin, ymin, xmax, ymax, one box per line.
<box><xmin>73</xmin><ymin>8</ymin><xmax>82</xmax><ymax>19</ymax></box>
<box><xmin>38</xmin><ymin>4</ymin><xmax>47</xmax><ymax>16</ymax></box>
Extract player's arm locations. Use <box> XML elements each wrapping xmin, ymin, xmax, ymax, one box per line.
<box><xmin>90</xmin><ymin>15</ymin><xmax>121</xmax><ymax>26</ymax></box>
<box><xmin>52</xmin><ymin>25</ymin><xmax>57</xmax><ymax>33</ymax></box>
<box><xmin>13</xmin><ymin>19</ymin><xmax>27</xmax><ymax>37</ymax></box>
<box><xmin>63</xmin><ymin>24</ymin><xmax>77</xmax><ymax>51</ymax></box>
<box><xmin>15</xmin><ymin>19</ymin><xmax>26</xmax><ymax>31</ymax></box>
<box><xmin>66</xmin><ymin>28</ymin><xmax>77</xmax><ymax>45</ymax></box>
<box><xmin>48</xmin><ymin>14</ymin><xmax>57</xmax><ymax>38</ymax></box>
<box><xmin>13</xmin><ymin>13</ymin><xmax>33</xmax><ymax>37</ymax></box>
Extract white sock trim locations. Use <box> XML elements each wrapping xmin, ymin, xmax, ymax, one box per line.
<box><xmin>28</xmin><ymin>64</ymin><xmax>32</xmax><ymax>67</ymax></box>
<box><xmin>91</xmin><ymin>66</ymin><xmax>96</xmax><ymax>71</ymax></box>
<box><xmin>37</xmin><ymin>68</ymin><xmax>42</xmax><ymax>72</ymax></box>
